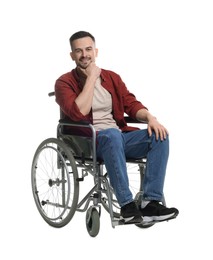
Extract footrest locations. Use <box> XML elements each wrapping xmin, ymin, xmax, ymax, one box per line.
<box><xmin>113</xmin><ymin>216</ymin><xmax>143</xmax><ymax>226</ymax></box>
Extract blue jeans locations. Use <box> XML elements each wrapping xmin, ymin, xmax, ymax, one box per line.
<box><xmin>96</xmin><ymin>128</ymin><xmax>169</xmax><ymax>207</ymax></box>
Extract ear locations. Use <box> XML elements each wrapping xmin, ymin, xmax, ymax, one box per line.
<box><xmin>95</xmin><ymin>48</ymin><xmax>98</xmax><ymax>57</ymax></box>
<box><xmin>70</xmin><ymin>52</ymin><xmax>74</xmax><ymax>60</ymax></box>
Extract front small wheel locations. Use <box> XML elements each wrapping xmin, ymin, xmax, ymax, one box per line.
<box><xmin>86</xmin><ymin>207</ymin><xmax>100</xmax><ymax>237</ymax></box>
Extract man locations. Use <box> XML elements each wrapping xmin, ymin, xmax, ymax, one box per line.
<box><xmin>55</xmin><ymin>31</ymin><xmax>179</xmax><ymax>224</ymax></box>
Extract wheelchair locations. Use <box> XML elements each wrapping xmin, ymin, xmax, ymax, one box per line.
<box><xmin>31</xmin><ymin>92</ymin><xmax>165</xmax><ymax>237</ymax></box>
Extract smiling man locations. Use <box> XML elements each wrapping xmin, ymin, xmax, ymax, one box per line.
<box><xmin>55</xmin><ymin>31</ymin><xmax>179</xmax><ymax>224</ymax></box>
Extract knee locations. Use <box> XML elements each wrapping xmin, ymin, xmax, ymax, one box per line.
<box><xmin>97</xmin><ymin>128</ymin><xmax>123</xmax><ymax>146</ymax></box>
<box><xmin>150</xmin><ymin>132</ymin><xmax>169</xmax><ymax>149</ymax></box>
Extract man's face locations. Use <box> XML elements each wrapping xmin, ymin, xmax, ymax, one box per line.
<box><xmin>70</xmin><ymin>37</ymin><xmax>98</xmax><ymax>69</ymax></box>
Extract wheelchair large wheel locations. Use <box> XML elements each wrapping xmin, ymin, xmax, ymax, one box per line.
<box><xmin>31</xmin><ymin>138</ymin><xmax>79</xmax><ymax>228</ymax></box>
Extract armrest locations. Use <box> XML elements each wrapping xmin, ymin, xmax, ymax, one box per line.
<box><xmin>58</xmin><ymin>118</ymin><xmax>96</xmax><ymax>141</ymax></box>
<box><xmin>48</xmin><ymin>91</ymin><xmax>55</xmax><ymax>97</ymax></box>
<box><xmin>124</xmin><ymin>116</ymin><xmax>147</xmax><ymax>124</ymax></box>
<box><xmin>59</xmin><ymin>118</ymin><xmax>90</xmax><ymax>126</ymax></box>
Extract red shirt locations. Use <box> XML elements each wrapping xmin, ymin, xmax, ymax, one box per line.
<box><xmin>55</xmin><ymin>68</ymin><xmax>147</xmax><ymax>134</ymax></box>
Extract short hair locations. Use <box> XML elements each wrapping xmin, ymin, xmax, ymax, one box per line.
<box><xmin>69</xmin><ymin>31</ymin><xmax>96</xmax><ymax>50</ymax></box>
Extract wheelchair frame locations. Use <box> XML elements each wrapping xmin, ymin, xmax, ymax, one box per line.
<box><xmin>31</xmin><ymin>93</ymin><xmax>164</xmax><ymax>237</ymax></box>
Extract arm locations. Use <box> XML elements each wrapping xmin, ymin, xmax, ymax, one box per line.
<box><xmin>136</xmin><ymin>109</ymin><xmax>169</xmax><ymax>141</ymax></box>
<box><xmin>75</xmin><ymin>62</ymin><xmax>101</xmax><ymax>115</ymax></box>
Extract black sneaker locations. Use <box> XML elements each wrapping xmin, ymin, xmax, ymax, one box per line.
<box><xmin>140</xmin><ymin>200</ymin><xmax>179</xmax><ymax>223</ymax></box>
<box><xmin>120</xmin><ymin>201</ymin><xmax>143</xmax><ymax>224</ymax></box>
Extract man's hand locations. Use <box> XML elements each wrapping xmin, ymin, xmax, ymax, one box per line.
<box><xmin>78</xmin><ymin>62</ymin><xmax>101</xmax><ymax>80</ymax></box>
<box><xmin>136</xmin><ymin>109</ymin><xmax>169</xmax><ymax>141</ymax></box>
<box><xmin>147</xmin><ymin>116</ymin><xmax>169</xmax><ymax>141</ymax></box>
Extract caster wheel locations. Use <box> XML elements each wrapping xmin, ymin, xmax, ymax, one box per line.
<box><xmin>86</xmin><ymin>207</ymin><xmax>100</xmax><ymax>237</ymax></box>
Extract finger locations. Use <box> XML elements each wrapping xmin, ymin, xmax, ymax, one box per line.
<box><xmin>153</xmin><ymin>127</ymin><xmax>159</xmax><ymax>140</ymax></box>
<box><xmin>160</xmin><ymin>129</ymin><xmax>164</xmax><ymax>141</ymax></box>
<box><xmin>163</xmin><ymin>129</ymin><xmax>168</xmax><ymax>140</ymax></box>
<box><xmin>148</xmin><ymin>126</ymin><xmax>152</xmax><ymax>137</ymax></box>
<box><xmin>162</xmin><ymin>127</ymin><xmax>169</xmax><ymax>140</ymax></box>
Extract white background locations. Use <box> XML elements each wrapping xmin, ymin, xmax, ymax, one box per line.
<box><xmin>1</xmin><ymin>0</ymin><xmax>213</xmax><ymax>259</ymax></box>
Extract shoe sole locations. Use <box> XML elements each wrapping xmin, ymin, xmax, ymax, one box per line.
<box><xmin>142</xmin><ymin>212</ymin><xmax>178</xmax><ymax>223</ymax></box>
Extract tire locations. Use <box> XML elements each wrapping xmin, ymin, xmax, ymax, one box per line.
<box><xmin>31</xmin><ymin>138</ymin><xmax>79</xmax><ymax>228</ymax></box>
<box><xmin>86</xmin><ymin>207</ymin><xmax>100</xmax><ymax>237</ymax></box>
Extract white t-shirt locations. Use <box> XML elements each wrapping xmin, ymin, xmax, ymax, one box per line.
<box><xmin>92</xmin><ymin>78</ymin><xmax>119</xmax><ymax>131</ymax></box>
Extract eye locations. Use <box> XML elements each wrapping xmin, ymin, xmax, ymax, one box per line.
<box><xmin>86</xmin><ymin>47</ymin><xmax>93</xmax><ymax>51</ymax></box>
<box><xmin>75</xmin><ymin>49</ymin><xmax>82</xmax><ymax>54</ymax></box>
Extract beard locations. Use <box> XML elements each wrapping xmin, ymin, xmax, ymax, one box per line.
<box><xmin>77</xmin><ymin>57</ymin><xmax>92</xmax><ymax>69</ymax></box>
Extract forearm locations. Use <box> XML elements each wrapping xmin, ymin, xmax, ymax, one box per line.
<box><xmin>75</xmin><ymin>62</ymin><xmax>101</xmax><ymax>116</ymax></box>
<box><xmin>135</xmin><ymin>108</ymin><xmax>156</xmax><ymax>123</ymax></box>
<box><xmin>75</xmin><ymin>76</ymin><xmax>96</xmax><ymax>116</ymax></box>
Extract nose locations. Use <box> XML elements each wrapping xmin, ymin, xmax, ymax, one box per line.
<box><xmin>81</xmin><ymin>49</ymin><xmax>87</xmax><ymax>57</ymax></box>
